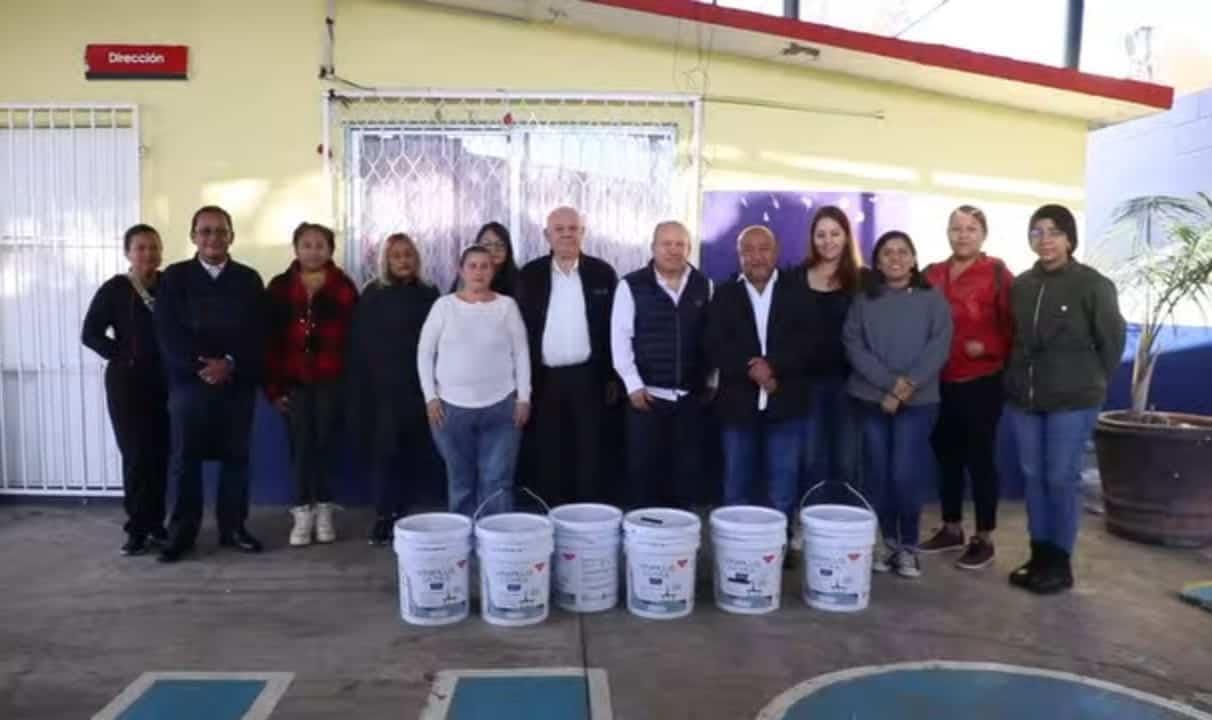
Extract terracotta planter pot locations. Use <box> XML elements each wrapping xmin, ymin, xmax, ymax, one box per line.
<box><xmin>1094</xmin><ymin>410</ymin><xmax>1212</xmax><ymax>547</ymax></box>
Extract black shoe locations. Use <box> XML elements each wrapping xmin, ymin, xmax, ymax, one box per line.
<box><xmin>1027</xmin><ymin>546</ymin><xmax>1074</xmax><ymax>595</ymax></box>
<box><xmin>369</xmin><ymin>516</ymin><xmax>392</xmax><ymax>546</ymax></box>
<box><xmin>1009</xmin><ymin>541</ymin><xmax>1045</xmax><ymax>589</ymax></box>
<box><xmin>920</xmin><ymin>526</ymin><xmax>966</xmax><ymax>554</ymax></box>
<box><xmin>121</xmin><ymin>533</ymin><xmax>148</xmax><ymax>556</ymax></box>
<box><xmin>157</xmin><ymin>541</ymin><xmax>193</xmax><ymax>564</ymax></box>
<box><xmin>219</xmin><ymin>528</ymin><xmax>263</xmax><ymax>553</ymax></box>
<box><xmin>956</xmin><ymin>537</ymin><xmax>996</xmax><ymax>571</ymax></box>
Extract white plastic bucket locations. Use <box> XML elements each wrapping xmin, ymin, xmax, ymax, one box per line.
<box><xmin>623</xmin><ymin>508</ymin><xmax>701</xmax><ymax>620</ymax></box>
<box><xmin>710</xmin><ymin>506</ymin><xmax>788</xmax><ymax>615</ymax></box>
<box><xmin>393</xmin><ymin>513</ymin><xmax>473</xmax><ymax>626</ymax></box>
<box><xmin>474</xmin><ymin>512</ymin><xmax>555</xmax><ymax>627</ymax></box>
<box><xmin>551</xmin><ymin>503</ymin><xmax>622</xmax><ymax>613</ymax></box>
<box><xmin>799</xmin><ymin>504</ymin><xmax>877</xmax><ymax>613</ymax></box>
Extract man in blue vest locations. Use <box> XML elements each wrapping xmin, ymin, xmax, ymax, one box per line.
<box><xmin>611</xmin><ymin>221</ymin><xmax>713</xmax><ymax>509</ymax></box>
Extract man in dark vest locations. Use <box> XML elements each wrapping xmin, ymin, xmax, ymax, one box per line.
<box><xmin>154</xmin><ymin>205</ymin><xmax>266</xmax><ymax>563</ymax></box>
<box><xmin>517</xmin><ymin>206</ymin><xmax>618</xmax><ymax>505</ymax></box>
<box><xmin>611</xmin><ymin>221</ymin><xmax>712</xmax><ymax>509</ymax></box>
<box><xmin>706</xmin><ymin>225</ymin><xmax>819</xmax><ymax>544</ymax></box>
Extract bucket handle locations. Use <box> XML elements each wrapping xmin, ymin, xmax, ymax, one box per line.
<box><xmin>798</xmin><ymin>481</ymin><xmax>883</xmax><ymax>547</ymax></box>
<box><xmin>799</xmin><ymin>481</ymin><xmax>875</xmax><ymax>517</ymax></box>
<box><xmin>472</xmin><ymin>485</ymin><xmax>551</xmax><ymax>524</ymax></box>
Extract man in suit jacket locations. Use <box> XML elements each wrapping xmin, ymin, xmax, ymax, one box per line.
<box><xmin>154</xmin><ymin>205</ymin><xmax>266</xmax><ymax>563</ymax></box>
<box><xmin>517</xmin><ymin>206</ymin><xmax>618</xmax><ymax>505</ymax></box>
<box><xmin>706</xmin><ymin>225</ymin><xmax>819</xmax><ymax>540</ymax></box>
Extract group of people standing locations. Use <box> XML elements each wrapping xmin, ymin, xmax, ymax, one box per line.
<box><xmin>83</xmin><ymin>199</ymin><xmax>1124</xmax><ymax>596</ymax></box>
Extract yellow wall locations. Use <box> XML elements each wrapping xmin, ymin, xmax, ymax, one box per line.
<box><xmin>1</xmin><ymin>0</ymin><xmax>1089</xmax><ymax>274</ymax></box>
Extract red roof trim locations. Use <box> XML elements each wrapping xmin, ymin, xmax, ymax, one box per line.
<box><xmin>586</xmin><ymin>0</ymin><xmax>1174</xmax><ymax>110</ymax></box>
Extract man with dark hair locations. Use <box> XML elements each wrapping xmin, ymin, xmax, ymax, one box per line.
<box><xmin>154</xmin><ymin>205</ymin><xmax>267</xmax><ymax>562</ymax></box>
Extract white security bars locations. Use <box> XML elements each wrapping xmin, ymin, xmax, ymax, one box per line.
<box><xmin>326</xmin><ymin>91</ymin><xmax>703</xmax><ymax>291</ymax></box>
<box><xmin>0</xmin><ymin>105</ymin><xmax>139</xmax><ymax>495</ymax></box>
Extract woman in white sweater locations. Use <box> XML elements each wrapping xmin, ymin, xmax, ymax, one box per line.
<box><xmin>418</xmin><ymin>245</ymin><xmax>531</xmax><ymax>516</ymax></box>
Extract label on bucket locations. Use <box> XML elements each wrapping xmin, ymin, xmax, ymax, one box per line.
<box><xmin>482</xmin><ymin>556</ymin><xmax>550</xmax><ymax>621</ymax></box>
<box><xmin>715</xmin><ymin>546</ymin><xmax>783</xmax><ymax>610</ymax></box>
<box><xmin>554</xmin><ymin>546</ymin><xmax>618</xmax><ymax>610</ymax></box>
<box><xmin>804</xmin><ymin>544</ymin><xmax>871</xmax><ymax>608</ymax></box>
<box><xmin>628</xmin><ymin>554</ymin><xmax>695</xmax><ymax>615</ymax></box>
<box><xmin>401</xmin><ymin>555</ymin><xmax>469</xmax><ymax>620</ymax></box>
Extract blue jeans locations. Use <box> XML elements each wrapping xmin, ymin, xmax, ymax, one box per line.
<box><xmin>859</xmin><ymin>402</ymin><xmax>939</xmax><ymax>549</ymax></box>
<box><xmin>431</xmin><ymin>394</ymin><xmax>521</xmax><ymax>518</ymax></box>
<box><xmin>1005</xmin><ymin>406</ymin><xmax>1100</xmax><ymax>553</ymax></box>
<box><xmin>801</xmin><ymin>378</ymin><xmax>862</xmax><ymax>503</ymax></box>
<box><xmin>722</xmin><ymin>415</ymin><xmax>807</xmax><ymax>527</ymax></box>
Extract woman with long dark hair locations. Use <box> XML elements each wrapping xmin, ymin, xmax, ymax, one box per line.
<box><xmin>265</xmin><ymin>222</ymin><xmax>359</xmax><ymax>547</ymax></box>
<box><xmin>844</xmin><ymin>231</ymin><xmax>952</xmax><ymax>579</ymax></box>
<box><xmin>449</xmin><ymin>222</ymin><xmax>520</xmax><ymax>297</ymax></box>
<box><xmin>81</xmin><ymin>224</ymin><xmax>169</xmax><ymax>555</ymax></box>
<box><xmin>793</xmin><ymin>205</ymin><xmax>864</xmax><ymax>501</ymax></box>
<box><xmin>1004</xmin><ymin>204</ymin><xmax>1125</xmax><ymax>594</ymax></box>
<box><xmin>920</xmin><ymin>205</ymin><xmax>1015</xmax><ymax>570</ymax></box>
<box><xmin>350</xmin><ymin>233</ymin><xmax>441</xmax><ymax>545</ymax></box>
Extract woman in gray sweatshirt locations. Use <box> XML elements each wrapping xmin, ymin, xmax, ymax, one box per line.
<box><xmin>843</xmin><ymin>231</ymin><xmax>953</xmax><ymax>579</ymax></box>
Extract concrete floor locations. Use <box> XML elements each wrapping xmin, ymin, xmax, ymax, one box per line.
<box><xmin>1</xmin><ymin>502</ymin><xmax>1210</xmax><ymax>719</ymax></box>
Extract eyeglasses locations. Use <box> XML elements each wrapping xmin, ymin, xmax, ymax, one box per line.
<box><xmin>479</xmin><ymin>239</ymin><xmax>506</xmax><ymax>249</ymax></box>
<box><xmin>194</xmin><ymin>227</ymin><xmax>231</xmax><ymax>239</ymax></box>
<box><xmin>1029</xmin><ymin>228</ymin><xmax>1066</xmax><ymax>241</ymax></box>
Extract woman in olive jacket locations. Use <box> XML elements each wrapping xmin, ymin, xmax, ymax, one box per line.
<box><xmin>1003</xmin><ymin>204</ymin><xmax>1126</xmax><ymax>595</ymax></box>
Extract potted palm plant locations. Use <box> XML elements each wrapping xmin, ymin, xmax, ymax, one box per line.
<box><xmin>1093</xmin><ymin>192</ymin><xmax>1212</xmax><ymax>547</ymax></box>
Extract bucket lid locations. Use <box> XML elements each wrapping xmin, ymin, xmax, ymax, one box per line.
<box><xmin>475</xmin><ymin>512</ymin><xmax>553</xmax><ymax>542</ymax></box>
<box><xmin>394</xmin><ymin>512</ymin><xmax>471</xmax><ymax>540</ymax></box>
<box><xmin>799</xmin><ymin>504</ymin><xmax>876</xmax><ymax>533</ymax></box>
<box><xmin>710</xmin><ymin>505</ymin><xmax>787</xmax><ymax>535</ymax></box>
<box><xmin>624</xmin><ymin>507</ymin><xmax>701</xmax><ymax>538</ymax></box>
<box><xmin>551</xmin><ymin>503</ymin><xmax>623</xmax><ymax>534</ymax></box>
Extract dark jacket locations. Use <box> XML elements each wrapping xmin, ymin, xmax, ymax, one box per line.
<box><xmin>705</xmin><ymin>273</ymin><xmax>819</xmax><ymax>424</ymax></box>
<box><xmin>1004</xmin><ymin>260</ymin><xmax>1126</xmax><ymax>412</ymax></box>
<box><xmin>347</xmin><ymin>278</ymin><xmax>440</xmax><ymax>458</ymax></box>
<box><xmin>787</xmin><ymin>262</ymin><xmax>855</xmax><ymax>380</ymax></box>
<box><xmin>154</xmin><ymin>257</ymin><xmax>266</xmax><ymax>388</ymax></box>
<box><xmin>264</xmin><ymin>261</ymin><xmax>360</xmax><ymax>402</ymax></box>
<box><xmin>82</xmin><ymin>273</ymin><xmax>164</xmax><ymax>376</ymax></box>
<box><xmin>517</xmin><ymin>253</ymin><xmax>618</xmax><ymax>387</ymax></box>
<box><xmin>623</xmin><ymin>262</ymin><xmax>712</xmax><ymax>392</ymax></box>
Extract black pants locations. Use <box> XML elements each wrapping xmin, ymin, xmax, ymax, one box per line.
<box><xmin>285</xmin><ymin>382</ymin><xmax>342</xmax><ymax>505</ymax></box>
<box><xmin>625</xmin><ymin>395</ymin><xmax>704</xmax><ymax>510</ymax></box>
<box><xmin>534</xmin><ymin>363</ymin><xmax>603</xmax><ymax>505</ymax></box>
<box><xmin>166</xmin><ymin>383</ymin><xmax>256</xmax><ymax>545</ymax></box>
<box><xmin>372</xmin><ymin>422</ymin><xmax>433</xmax><ymax>519</ymax></box>
<box><xmin>105</xmin><ymin>364</ymin><xmax>168</xmax><ymax>536</ymax></box>
<box><xmin>931</xmin><ymin>372</ymin><xmax>1004</xmax><ymax>533</ymax></box>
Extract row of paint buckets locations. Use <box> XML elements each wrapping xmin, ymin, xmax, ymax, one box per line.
<box><xmin>393</xmin><ymin>497</ymin><xmax>877</xmax><ymax>627</ymax></box>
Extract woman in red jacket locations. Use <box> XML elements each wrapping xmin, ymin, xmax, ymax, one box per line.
<box><xmin>265</xmin><ymin>222</ymin><xmax>359</xmax><ymax>547</ymax></box>
<box><xmin>920</xmin><ymin>205</ymin><xmax>1014</xmax><ymax>570</ymax></box>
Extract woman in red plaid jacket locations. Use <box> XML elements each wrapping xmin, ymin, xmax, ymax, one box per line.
<box><xmin>265</xmin><ymin>222</ymin><xmax>359</xmax><ymax>547</ymax></box>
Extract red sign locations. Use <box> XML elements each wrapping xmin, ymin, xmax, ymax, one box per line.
<box><xmin>85</xmin><ymin>44</ymin><xmax>188</xmax><ymax>80</ymax></box>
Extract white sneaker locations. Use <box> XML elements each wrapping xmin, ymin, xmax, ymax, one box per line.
<box><xmin>289</xmin><ymin>505</ymin><xmax>314</xmax><ymax>547</ymax></box>
<box><xmin>895</xmin><ymin>549</ymin><xmax>922</xmax><ymax>579</ymax></box>
<box><xmin>314</xmin><ymin>502</ymin><xmax>337</xmax><ymax>544</ymax></box>
<box><xmin>873</xmin><ymin>545</ymin><xmax>897</xmax><ymax>574</ymax></box>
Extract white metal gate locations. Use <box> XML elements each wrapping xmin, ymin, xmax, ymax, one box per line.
<box><xmin>325</xmin><ymin>91</ymin><xmax>702</xmax><ymax>290</ymax></box>
<box><xmin>0</xmin><ymin>104</ymin><xmax>139</xmax><ymax>495</ymax></box>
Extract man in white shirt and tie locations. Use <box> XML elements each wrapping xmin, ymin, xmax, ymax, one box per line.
<box><xmin>705</xmin><ymin>225</ymin><xmax>820</xmax><ymax>550</ymax></box>
<box><xmin>518</xmin><ymin>207</ymin><xmax>619</xmax><ymax>505</ymax></box>
<box><xmin>611</xmin><ymin>221</ymin><xmax>713</xmax><ymax>509</ymax></box>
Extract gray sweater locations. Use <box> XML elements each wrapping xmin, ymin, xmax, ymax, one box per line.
<box><xmin>842</xmin><ymin>285</ymin><xmax>953</xmax><ymax>406</ymax></box>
